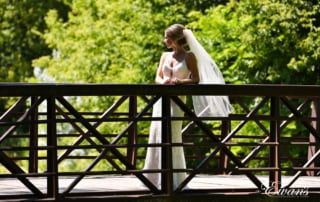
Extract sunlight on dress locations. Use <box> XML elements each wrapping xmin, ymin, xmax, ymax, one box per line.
<box><xmin>143</xmin><ymin>52</ymin><xmax>189</xmax><ymax>190</ymax></box>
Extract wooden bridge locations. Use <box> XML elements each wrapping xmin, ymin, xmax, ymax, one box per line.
<box><xmin>0</xmin><ymin>83</ymin><xmax>319</xmax><ymax>201</ymax></box>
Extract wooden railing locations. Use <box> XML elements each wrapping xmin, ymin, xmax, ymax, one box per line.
<box><xmin>0</xmin><ymin>83</ymin><xmax>319</xmax><ymax>200</ymax></box>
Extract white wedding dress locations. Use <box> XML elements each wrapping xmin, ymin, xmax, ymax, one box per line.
<box><xmin>143</xmin><ymin>52</ymin><xmax>189</xmax><ymax>190</ymax></box>
<box><xmin>143</xmin><ymin>29</ymin><xmax>233</xmax><ymax>191</ymax></box>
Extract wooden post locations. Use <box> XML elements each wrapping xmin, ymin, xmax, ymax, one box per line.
<box><xmin>220</xmin><ymin>120</ymin><xmax>230</xmax><ymax>174</ymax></box>
<box><xmin>269</xmin><ymin>97</ymin><xmax>280</xmax><ymax>192</ymax></box>
<box><xmin>161</xmin><ymin>96</ymin><xmax>173</xmax><ymax>195</ymax></box>
<box><xmin>29</xmin><ymin>96</ymin><xmax>38</xmax><ymax>173</ymax></box>
<box><xmin>47</xmin><ymin>97</ymin><xmax>58</xmax><ymax>199</ymax></box>
<box><xmin>127</xmin><ymin>96</ymin><xmax>137</xmax><ymax>168</ymax></box>
<box><xmin>307</xmin><ymin>98</ymin><xmax>320</xmax><ymax>176</ymax></box>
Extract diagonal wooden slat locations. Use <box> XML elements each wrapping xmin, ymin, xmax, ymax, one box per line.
<box><xmin>280</xmin><ymin>97</ymin><xmax>320</xmax><ymax>140</ymax></box>
<box><xmin>55</xmin><ymin>96</ymin><xmax>130</xmax><ymax>170</ymax></box>
<box><xmin>0</xmin><ymin>96</ymin><xmax>46</xmax><ymax>196</ymax></box>
<box><xmin>0</xmin><ymin>84</ymin><xmax>319</xmax><ymax>200</ymax></box>
<box><xmin>59</xmin><ymin>95</ymin><xmax>159</xmax><ymax>195</ymax></box>
<box><xmin>170</xmin><ymin>96</ymin><xmax>267</xmax><ymax>192</ymax></box>
<box><xmin>56</xmin><ymin>96</ymin><xmax>160</xmax><ymax>194</ymax></box>
<box><xmin>0</xmin><ymin>97</ymin><xmax>28</xmax><ymax>122</ymax></box>
<box><xmin>0</xmin><ymin>97</ymin><xmax>45</xmax><ymax>144</ymax></box>
<box><xmin>284</xmin><ymin>148</ymin><xmax>320</xmax><ymax>188</ymax></box>
<box><xmin>55</xmin><ymin>105</ymin><xmax>122</xmax><ymax>170</ymax></box>
<box><xmin>228</xmin><ymin>97</ymin><xmax>270</xmax><ymax>174</ymax></box>
<box><xmin>224</xmin><ymin>97</ymin><xmax>269</xmax><ymax>142</ymax></box>
<box><xmin>0</xmin><ymin>151</ymin><xmax>43</xmax><ymax>196</ymax></box>
<box><xmin>109</xmin><ymin>96</ymin><xmax>159</xmax><ymax>145</ymax></box>
<box><xmin>237</xmin><ymin>97</ymin><xmax>270</xmax><ymax>135</ymax></box>
<box><xmin>0</xmin><ymin>98</ymin><xmax>44</xmax><ymax>143</ymax></box>
<box><xmin>279</xmin><ymin>99</ymin><xmax>312</xmax><ymax>130</ymax></box>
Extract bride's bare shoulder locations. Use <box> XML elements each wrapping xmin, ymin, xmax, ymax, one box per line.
<box><xmin>162</xmin><ymin>51</ymin><xmax>172</xmax><ymax>57</ymax></box>
<box><xmin>160</xmin><ymin>52</ymin><xmax>172</xmax><ymax>61</ymax></box>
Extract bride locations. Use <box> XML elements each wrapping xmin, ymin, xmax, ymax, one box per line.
<box><xmin>143</xmin><ymin>24</ymin><xmax>233</xmax><ymax>190</ymax></box>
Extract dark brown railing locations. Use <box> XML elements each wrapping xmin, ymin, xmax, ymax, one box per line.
<box><xmin>0</xmin><ymin>83</ymin><xmax>319</xmax><ymax>200</ymax></box>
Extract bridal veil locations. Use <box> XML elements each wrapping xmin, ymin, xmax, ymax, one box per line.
<box><xmin>183</xmin><ymin>29</ymin><xmax>233</xmax><ymax>117</ymax></box>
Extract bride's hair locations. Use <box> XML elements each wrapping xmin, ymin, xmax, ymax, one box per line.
<box><xmin>165</xmin><ymin>24</ymin><xmax>187</xmax><ymax>46</ymax></box>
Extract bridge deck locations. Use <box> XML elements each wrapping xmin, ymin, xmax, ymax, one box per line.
<box><xmin>0</xmin><ymin>175</ymin><xmax>318</xmax><ymax>198</ymax></box>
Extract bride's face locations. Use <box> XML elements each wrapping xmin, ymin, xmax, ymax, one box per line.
<box><xmin>164</xmin><ymin>32</ymin><xmax>176</xmax><ymax>49</ymax></box>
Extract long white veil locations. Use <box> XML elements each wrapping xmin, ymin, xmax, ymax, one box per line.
<box><xmin>183</xmin><ymin>29</ymin><xmax>233</xmax><ymax>117</ymax></box>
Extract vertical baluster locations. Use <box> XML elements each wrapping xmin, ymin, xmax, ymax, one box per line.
<box><xmin>269</xmin><ymin>97</ymin><xmax>280</xmax><ymax>192</ymax></box>
<box><xmin>127</xmin><ymin>96</ymin><xmax>137</xmax><ymax>168</ymax></box>
<box><xmin>220</xmin><ymin>120</ymin><xmax>230</xmax><ymax>174</ymax></box>
<box><xmin>29</xmin><ymin>96</ymin><xmax>38</xmax><ymax>173</ymax></box>
<box><xmin>47</xmin><ymin>97</ymin><xmax>58</xmax><ymax>198</ymax></box>
<box><xmin>307</xmin><ymin>98</ymin><xmax>320</xmax><ymax>176</ymax></box>
<box><xmin>161</xmin><ymin>96</ymin><xmax>173</xmax><ymax>194</ymax></box>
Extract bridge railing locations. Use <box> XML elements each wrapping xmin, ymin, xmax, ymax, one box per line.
<box><xmin>0</xmin><ymin>83</ymin><xmax>319</xmax><ymax>200</ymax></box>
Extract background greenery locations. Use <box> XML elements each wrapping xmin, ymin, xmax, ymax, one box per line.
<box><xmin>1</xmin><ymin>0</ymin><xmax>319</xmax><ymax>84</ymax></box>
<box><xmin>0</xmin><ymin>0</ymin><xmax>319</xmax><ymax>174</ymax></box>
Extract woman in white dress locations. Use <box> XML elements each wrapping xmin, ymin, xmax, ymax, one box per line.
<box><xmin>143</xmin><ymin>24</ymin><xmax>199</xmax><ymax>190</ymax></box>
<box><xmin>143</xmin><ymin>24</ymin><xmax>233</xmax><ymax>190</ymax></box>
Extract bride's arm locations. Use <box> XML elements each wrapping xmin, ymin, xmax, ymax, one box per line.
<box><xmin>155</xmin><ymin>53</ymin><xmax>171</xmax><ymax>84</ymax></box>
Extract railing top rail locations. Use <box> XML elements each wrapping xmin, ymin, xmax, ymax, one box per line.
<box><xmin>0</xmin><ymin>83</ymin><xmax>319</xmax><ymax>97</ymax></box>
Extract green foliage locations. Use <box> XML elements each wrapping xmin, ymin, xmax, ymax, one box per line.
<box><xmin>0</xmin><ymin>0</ymin><xmax>69</xmax><ymax>82</ymax></box>
<box><xmin>2</xmin><ymin>0</ymin><xmax>320</xmax><ymax>174</ymax></box>
<box><xmin>186</xmin><ymin>0</ymin><xmax>319</xmax><ymax>172</ymax></box>
<box><xmin>189</xmin><ymin>0</ymin><xmax>320</xmax><ymax>84</ymax></box>
<box><xmin>27</xmin><ymin>0</ymin><xmax>224</xmax><ymax>173</ymax></box>
<box><xmin>33</xmin><ymin>0</ymin><xmax>187</xmax><ymax>83</ymax></box>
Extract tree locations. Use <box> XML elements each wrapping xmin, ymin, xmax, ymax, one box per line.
<box><xmin>188</xmin><ymin>0</ymin><xmax>320</xmax><ymax>174</ymax></box>
<box><xmin>33</xmin><ymin>0</ymin><xmax>171</xmax><ymax>83</ymax></box>
<box><xmin>189</xmin><ymin>0</ymin><xmax>320</xmax><ymax>84</ymax></box>
<box><xmin>0</xmin><ymin>0</ymin><xmax>69</xmax><ymax>173</ymax></box>
<box><xmin>32</xmin><ymin>0</ymin><xmax>225</xmax><ymax>84</ymax></box>
<box><xmin>0</xmin><ymin>0</ymin><xmax>69</xmax><ymax>83</ymax></box>
<box><xmin>30</xmin><ymin>0</ymin><xmax>225</xmax><ymax>171</ymax></box>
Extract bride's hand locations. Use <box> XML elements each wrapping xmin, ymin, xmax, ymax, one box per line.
<box><xmin>174</xmin><ymin>78</ymin><xmax>181</xmax><ymax>84</ymax></box>
<box><xmin>171</xmin><ymin>78</ymin><xmax>181</xmax><ymax>84</ymax></box>
<box><xmin>162</xmin><ymin>78</ymin><xmax>173</xmax><ymax>84</ymax></box>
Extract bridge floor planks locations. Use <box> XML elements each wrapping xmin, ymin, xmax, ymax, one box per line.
<box><xmin>0</xmin><ymin>175</ymin><xmax>318</xmax><ymax>196</ymax></box>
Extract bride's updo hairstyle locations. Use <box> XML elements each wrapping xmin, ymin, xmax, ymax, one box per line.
<box><xmin>165</xmin><ymin>24</ymin><xmax>187</xmax><ymax>46</ymax></box>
